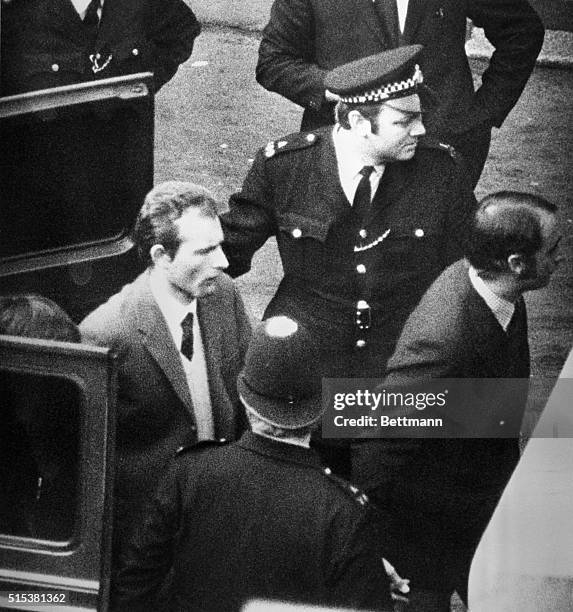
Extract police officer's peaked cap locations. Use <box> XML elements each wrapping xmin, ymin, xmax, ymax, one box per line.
<box><xmin>325</xmin><ymin>45</ymin><xmax>424</xmax><ymax>104</ymax></box>
<box><xmin>237</xmin><ymin>316</ymin><xmax>324</xmax><ymax>430</ymax></box>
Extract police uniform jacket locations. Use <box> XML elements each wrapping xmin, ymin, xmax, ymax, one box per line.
<box><xmin>0</xmin><ymin>0</ymin><xmax>200</xmax><ymax>95</ymax></box>
<box><xmin>256</xmin><ymin>0</ymin><xmax>544</xmax><ymax>138</ymax></box>
<box><xmin>222</xmin><ymin>127</ymin><xmax>476</xmax><ymax>378</ymax></box>
<box><xmin>111</xmin><ymin>432</ymin><xmax>395</xmax><ymax>612</ymax></box>
<box><xmin>355</xmin><ymin>260</ymin><xmax>530</xmax><ymax>595</ymax></box>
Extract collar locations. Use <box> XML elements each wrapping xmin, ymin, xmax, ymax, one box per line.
<box><xmin>332</xmin><ymin>125</ymin><xmax>385</xmax><ymax>182</ymax></box>
<box><xmin>70</xmin><ymin>0</ymin><xmax>104</xmax><ymax>19</ymax></box>
<box><xmin>469</xmin><ymin>265</ymin><xmax>515</xmax><ymax>331</ymax></box>
<box><xmin>148</xmin><ymin>270</ymin><xmax>197</xmax><ymax>326</ymax></box>
<box><xmin>237</xmin><ymin>432</ymin><xmax>322</xmax><ymax>469</ymax></box>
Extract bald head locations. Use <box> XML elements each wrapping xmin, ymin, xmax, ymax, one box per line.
<box><xmin>466</xmin><ymin>191</ymin><xmax>558</xmax><ymax>274</ymax></box>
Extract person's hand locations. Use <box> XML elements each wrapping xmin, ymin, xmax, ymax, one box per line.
<box><xmin>382</xmin><ymin>558</ymin><xmax>410</xmax><ymax>606</ymax></box>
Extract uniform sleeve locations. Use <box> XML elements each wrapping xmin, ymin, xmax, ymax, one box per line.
<box><xmin>110</xmin><ymin>463</ymin><xmax>182</xmax><ymax>611</ymax></box>
<box><xmin>256</xmin><ymin>0</ymin><xmax>328</xmax><ymax>111</ymax></box>
<box><xmin>440</xmin><ymin>161</ymin><xmax>477</xmax><ymax>267</ymax></box>
<box><xmin>221</xmin><ymin>150</ymin><xmax>276</xmax><ymax>278</ymax></box>
<box><xmin>467</xmin><ymin>0</ymin><xmax>544</xmax><ymax>127</ymax></box>
<box><xmin>232</xmin><ymin>283</ymin><xmax>254</xmax><ymax>362</ymax></box>
<box><xmin>148</xmin><ymin>0</ymin><xmax>201</xmax><ymax>91</ymax></box>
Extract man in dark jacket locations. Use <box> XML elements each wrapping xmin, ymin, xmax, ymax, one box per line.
<box><xmin>223</xmin><ymin>47</ymin><xmax>475</xmax><ymax>386</ymax></box>
<box><xmin>1</xmin><ymin>0</ymin><xmax>200</xmax><ymax>95</ymax></box>
<box><xmin>223</xmin><ymin>47</ymin><xmax>476</xmax><ymax>476</ymax></box>
<box><xmin>111</xmin><ymin>316</ymin><xmax>405</xmax><ymax>612</ymax></box>
<box><xmin>356</xmin><ymin>191</ymin><xmax>563</xmax><ymax>610</ymax></box>
<box><xmin>256</xmin><ymin>0</ymin><xmax>544</xmax><ymax>186</ymax></box>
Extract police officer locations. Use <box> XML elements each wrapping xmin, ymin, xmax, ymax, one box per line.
<box><xmin>222</xmin><ymin>46</ymin><xmax>476</xmax><ymax>472</ymax></box>
<box><xmin>111</xmin><ymin>316</ymin><xmax>402</xmax><ymax>612</ymax></box>
<box><xmin>0</xmin><ymin>0</ymin><xmax>200</xmax><ymax>95</ymax></box>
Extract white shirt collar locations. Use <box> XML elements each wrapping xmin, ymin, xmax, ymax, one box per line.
<box><xmin>468</xmin><ymin>265</ymin><xmax>515</xmax><ymax>331</ymax></box>
<box><xmin>332</xmin><ymin>126</ymin><xmax>385</xmax><ymax>204</ymax></box>
<box><xmin>70</xmin><ymin>0</ymin><xmax>104</xmax><ymax>20</ymax></box>
<box><xmin>397</xmin><ymin>0</ymin><xmax>409</xmax><ymax>33</ymax></box>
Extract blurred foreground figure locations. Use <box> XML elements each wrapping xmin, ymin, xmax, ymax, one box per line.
<box><xmin>0</xmin><ymin>0</ymin><xmax>201</xmax><ymax>95</ymax></box>
<box><xmin>357</xmin><ymin>192</ymin><xmax>563</xmax><ymax>611</ymax></box>
<box><xmin>112</xmin><ymin>317</ymin><xmax>399</xmax><ymax>612</ymax></box>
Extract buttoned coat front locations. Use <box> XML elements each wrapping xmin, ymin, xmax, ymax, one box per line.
<box><xmin>1</xmin><ymin>0</ymin><xmax>200</xmax><ymax>95</ymax></box>
<box><xmin>354</xmin><ymin>260</ymin><xmax>531</xmax><ymax>596</ymax></box>
<box><xmin>79</xmin><ymin>271</ymin><xmax>252</xmax><ymax>543</ymax></box>
<box><xmin>222</xmin><ymin>128</ymin><xmax>476</xmax><ymax>378</ymax></box>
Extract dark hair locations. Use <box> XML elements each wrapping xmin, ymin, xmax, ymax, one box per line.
<box><xmin>133</xmin><ymin>181</ymin><xmax>219</xmax><ymax>266</ymax></box>
<box><xmin>466</xmin><ymin>191</ymin><xmax>558</xmax><ymax>272</ymax></box>
<box><xmin>0</xmin><ymin>294</ymin><xmax>80</xmax><ymax>342</ymax></box>
<box><xmin>335</xmin><ymin>100</ymin><xmax>382</xmax><ymax>131</ymax></box>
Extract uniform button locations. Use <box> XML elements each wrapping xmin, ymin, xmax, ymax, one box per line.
<box><xmin>359</xmin><ymin>229</ymin><xmax>368</xmax><ymax>239</ymax></box>
<box><xmin>132</xmin><ymin>48</ymin><xmax>139</xmax><ymax>56</ymax></box>
<box><xmin>356</xmin><ymin>264</ymin><xmax>366</xmax><ymax>274</ymax></box>
<box><xmin>499</xmin><ymin>420</ymin><xmax>505</xmax><ymax>426</ymax></box>
<box><xmin>292</xmin><ymin>228</ymin><xmax>302</xmax><ymax>238</ymax></box>
<box><xmin>219</xmin><ymin>438</ymin><xmax>227</xmax><ymax>443</ymax></box>
<box><xmin>414</xmin><ymin>228</ymin><xmax>425</xmax><ymax>238</ymax></box>
<box><xmin>324</xmin><ymin>467</ymin><xmax>332</xmax><ymax>475</ymax></box>
<box><xmin>356</xmin><ymin>339</ymin><xmax>366</xmax><ymax>348</ymax></box>
<box><xmin>51</xmin><ymin>63</ymin><xmax>59</xmax><ymax>72</ymax></box>
<box><xmin>306</xmin><ymin>133</ymin><xmax>316</xmax><ymax>142</ymax></box>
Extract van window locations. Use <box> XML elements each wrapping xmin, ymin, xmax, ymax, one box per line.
<box><xmin>0</xmin><ymin>370</ymin><xmax>80</xmax><ymax>542</ymax></box>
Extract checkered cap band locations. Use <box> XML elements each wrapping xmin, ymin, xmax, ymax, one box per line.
<box><xmin>340</xmin><ymin>64</ymin><xmax>424</xmax><ymax>104</ymax></box>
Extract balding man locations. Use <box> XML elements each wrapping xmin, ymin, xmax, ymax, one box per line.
<box><xmin>357</xmin><ymin>191</ymin><xmax>563</xmax><ymax>610</ymax></box>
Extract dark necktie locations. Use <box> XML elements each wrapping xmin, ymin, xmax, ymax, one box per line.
<box><xmin>352</xmin><ymin>166</ymin><xmax>375</xmax><ymax>228</ymax></box>
<box><xmin>84</xmin><ymin>0</ymin><xmax>102</xmax><ymax>42</ymax></box>
<box><xmin>180</xmin><ymin>312</ymin><xmax>194</xmax><ymax>362</ymax></box>
<box><xmin>374</xmin><ymin>0</ymin><xmax>401</xmax><ymax>48</ymax></box>
<box><xmin>506</xmin><ymin>296</ymin><xmax>530</xmax><ymax>378</ymax></box>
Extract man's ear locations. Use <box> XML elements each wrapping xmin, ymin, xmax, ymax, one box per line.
<box><xmin>149</xmin><ymin>244</ymin><xmax>169</xmax><ymax>268</ymax></box>
<box><xmin>507</xmin><ymin>253</ymin><xmax>527</xmax><ymax>276</ymax></box>
<box><xmin>348</xmin><ymin>110</ymin><xmax>372</xmax><ymax>136</ymax></box>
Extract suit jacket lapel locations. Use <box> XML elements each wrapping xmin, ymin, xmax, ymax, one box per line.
<box><xmin>358</xmin><ymin>0</ymin><xmax>392</xmax><ymax>48</ymax></box>
<box><xmin>402</xmin><ymin>0</ymin><xmax>425</xmax><ymax>44</ymax></box>
<box><xmin>197</xmin><ymin>287</ymin><xmax>237</xmax><ymax>437</ymax></box>
<box><xmin>466</xmin><ymin>283</ymin><xmax>511</xmax><ymax>377</ymax></box>
<box><xmin>50</xmin><ymin>0</ymin><xmax>86</xmax><ymax>42</ymax></box>
<box><xmin>133</xmin><ymin>274</ymin><xmax>194</xmax><ymax>412</ymax></box>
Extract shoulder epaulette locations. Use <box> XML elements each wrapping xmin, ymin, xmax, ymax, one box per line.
<box><xmin>418</xmin><ymin>137</ymin><xmax>458</xmax><ymax>160</ymax></box>
<box><xmin>263</xmin><ymin>131</ymin><xmax>320</xmax><ymax>159</ymax></box>
<box><xmin>320</xmin><ymin>466</ymin><xmax>370</xmax><ymax>508</ymax></box>
<box><xmin>176</xmin><ymin>438</ymin><xmax>229</xmax><ymax>457</ymax></box>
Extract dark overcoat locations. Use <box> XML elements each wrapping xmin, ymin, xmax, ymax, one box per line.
<box><xmin>1</xmin><ymin>0</ymin><xmax>200</xmax><ymax>94</ymax></box>
<box><xmin>355</xmin><ymin>259</ymin><xmax>531</xmax><ymax>596</ymax></box>
<box><xmin>111</xmin><ymin>432</ymin><xmax>395</xmax><ymax>612</ymax></box>
<box><xmin>256</xmin><ymin>0</ymin><xmax>544</xmax><ymax>180</ymax></box>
